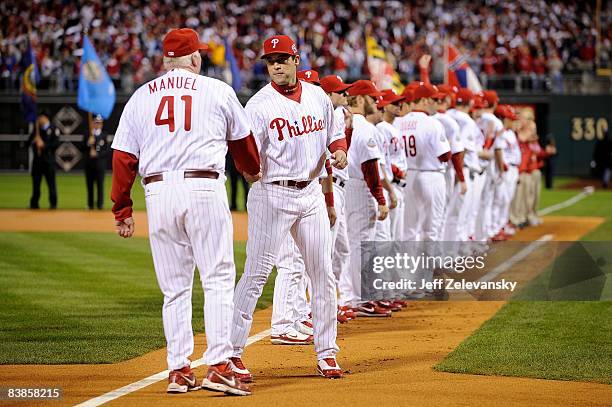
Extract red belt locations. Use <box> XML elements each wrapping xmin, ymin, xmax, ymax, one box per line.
<box><xmin>271</xmin><ymin>180</ymin><xmax>312</xmax><ymax>189</ymax></box>
<box><xmin>143</xmin><ymin>170</ymin><xmax>219</xmax><ymax>185</ymax></box>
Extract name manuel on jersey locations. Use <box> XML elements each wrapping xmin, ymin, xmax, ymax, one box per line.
<box><xmin>148</xmin><ymin>77</ymin><xmax>198</xmax><ymax>94</ymax></box>
<box><xmin>269</xmin><ymin>116</ymin><xmax>324</xmax><ymax>141</ymax></box>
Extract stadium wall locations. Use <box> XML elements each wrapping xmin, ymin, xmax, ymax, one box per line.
<box><xmin>0</xmin><ymin>94</ymin><xmax>609</xmax><ymax>175</ymax></box>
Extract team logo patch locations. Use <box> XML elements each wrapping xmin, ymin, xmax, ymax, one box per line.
<box><xmin>291</xmin><ymin>44</ymin><xmax>297</xmax><ymax>53</ymax></box>
<box><xmin>367</xmin><ymin>138</ymin><xmax>377</xmax><ymax>148</ymax></box>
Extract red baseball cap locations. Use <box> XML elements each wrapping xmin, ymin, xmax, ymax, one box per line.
<box><xmin>320</xmin><ymin>75</ymin><xmax>352</xmax><ymax>93</ymax></box>
<box><xmin>297</xmin><ymin>69</ymin><xmax>320</xmax><ymax>85</ymax></box>
<box><xmin>456</xmin><ymin>87</ymin><xmax>473</xmax><ymax>105</ymax></box>
<box><xmin>401</xmin><ymin>87</ymin><xmax>415</xmax><ymax>103</ymax></box>
<box><xmin>261</xmin><ymin>35</ymin><xmax>298</xmax><ymax>59</ymax></box>
<box><xmin>483</xmin><ymin>90</ymin><xmax>499</xmax><ymax>106</ymax></box>
<box><xmin>413</xmin><ymin>82</ymin><xmax>438</xmax><ymax>101</ymax></box>
<box><xmin>433</xmin><ymin>84</ymin><xmax>453</xmax><ymax>99</ymax></box>
<box><xmin>472</xmin><ymin>93</ymin><xmax>487</xmax><ymax>109</ymax></box>
<box><xmin>346</xmin><ymin>79</ymin><xmax>383</xmax><ymax>97</ymax></box>
<box><xmin>495</xmin><ymin>104</ymin><xmax>517</xmax><ymax>120</ymax></box>
<box><xmin>163</xmin><ymin>28</ymin><xmax>208</xmax><ymax>58</ymax></box>
<box><xmin>377</xmin><ymin>89</ymin><xmax>405</xmax><ymax>108</ymax></box>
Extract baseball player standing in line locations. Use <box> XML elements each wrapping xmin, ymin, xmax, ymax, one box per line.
<box><xmin>475</xmin><ymin>91</ymin><xmax>504</xmax><ymax>241</ymax></box>
<box><xmin>229</xmin><ymin>35</ymin><xmax>348</xmax><ymax>380</ymax></box>
<box><xmin>447</xmin><ymin>88</ymin><xmax>483</xmax><ymax>243</ymax></box>
<box><xmin>404</xmin><ymin>83</ymin><xmax>451</xmax><ymax>242</ymax></box>
<box><xmin>341</xmin><ymin>80</ymin><xmax>391</xmax><ymax>317</ymax></box>
<box><xmin>490</xmin><ymin>105</ymin><xmax>521</xmax><ymax>239</ymax></box>
<box><xmin>111</xmin><ymin>28</ymin><xmax>258</xmax><ymax>396</ymax></box>
<box><xmin>377</xmin><ymin>90</ymin><xmax>408</xmax><ymax>241</ymax></box>
<box><xmin>432</xmin><ymin>86</ymin><xmax>467</xmax><ymax>244</ymax></box>
<box><xmin>319</xmin><ymin>74</ymin><xmax>357</xmax><ymax>321</ymax></box>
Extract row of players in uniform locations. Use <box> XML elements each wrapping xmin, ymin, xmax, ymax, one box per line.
<box><xmin>269</xmin><ymin>59</ymin><xmax>552</xmax><ymax>347</ymax></box>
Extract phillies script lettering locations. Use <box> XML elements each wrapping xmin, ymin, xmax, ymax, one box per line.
<box><xmin>269</xmin><ymin>116</ymin><xmax>324</xmax><ymax>141</ymax></box>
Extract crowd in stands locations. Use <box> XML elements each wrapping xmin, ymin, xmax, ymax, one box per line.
<box><xmin>1</xmin><ymin>0</ymin><xmax>609</xmax><ymax>93</ymax></box>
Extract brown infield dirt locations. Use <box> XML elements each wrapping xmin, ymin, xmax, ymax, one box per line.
<box><xmin>0</xmin><ymin>211</ymin><xmax>610</xmax><ymax>406</ymax></box>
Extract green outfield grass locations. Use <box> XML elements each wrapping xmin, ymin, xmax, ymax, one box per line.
<box><xmin>0</xmin><ymin>232</ymin><xmax>274</xmax><ymax>364</ymax></box>
<box><xmin>436</xmin><ymin>187</ymin><xmax>612</xmax><ymax>384</ymax></box>
<box><xmin>0</xmin><ymin>172</ymin><xmax>247</xmax><ymax>211</ymax></box>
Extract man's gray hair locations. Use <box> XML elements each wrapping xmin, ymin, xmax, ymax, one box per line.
<box><xmin>163</xmin><ymin>51</ymin><xmax>198</xmax><ymax>70</ymax></box>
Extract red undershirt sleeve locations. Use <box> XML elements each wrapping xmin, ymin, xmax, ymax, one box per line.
<box><xmin>111</xmin><ymin>150</ymin><xmax>139</xmax><ymax>222</ymax></box>
<box><xmin>344</xmin><ymin>127</ymin><xmax>353</xmax><ymax>149</ymax></box>
<box><xmin>228</xmin><ymin>133</ymin><xmax>261</xmax><ymax>175</ymax></box>
<box><xmin>329</xmin><ymin>138</ymin><xmax>348</xmax><ymax>154</ymax></box>
<box><xmin>361</xmin><ymin>159</ymin><xmax>386</xmax><ymax>205</ymax></box>
<box><xmin>419</xmin><ymin>66</ymin><xmax>431</xmax><ymax>85</ymax></box>
<box><xmin>438</xmin><ymin>151</ymin><xmax>451</xmax><ymax>163</ymax></box>
<box><xmin>451</xmin><ymin>152</ymin><xmax>465</xmax><ymax>182</ymax></box>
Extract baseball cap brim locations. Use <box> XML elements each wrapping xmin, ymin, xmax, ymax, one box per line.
<box><xmin>260</xmin><ymin>51</ymin><xmax>295</xmax><ymax>59</ymax></box>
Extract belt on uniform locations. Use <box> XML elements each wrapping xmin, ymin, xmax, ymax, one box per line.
<box><xmin>143</xmin><ymin>170</ymin><xmax>219</xmax><ymax>185</ymax></box>
<box><xmin>332</xmin><ymin>176</ymin><xmax>346</xmax><ymax>188</ymax></box>
<box><xmin>271</xmin><ymin>179</ymin><xmax>312</xmax><ymax>189</ymax></box>
<box><xmin>509</xmin><ymin>163</ymin><xmax>519</xmax><ymax>167</ymax></box>
<box><xmin>407</xmin><ymin>168</ymin><xmax>445</xmax><ymax>173</ymax></box>
<box><xmin>392</xmin><ymin>179</ymin><xmax>407</xmax><ymax>187</ymax></box>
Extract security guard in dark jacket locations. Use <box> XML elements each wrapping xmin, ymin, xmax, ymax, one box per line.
<box><xmin>29</xmin><ymin>110</ymin><xmax>60</xmax><ymax>209</ymax></box>
<box><xmin>83</xmin><ymin>114</ymin><xmax>111</xmax><ymax>209</ymax></box>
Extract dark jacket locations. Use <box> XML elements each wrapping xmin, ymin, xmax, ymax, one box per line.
<box><xmin>28</xmin><ymin>123</ymin><xmax>60</xmax><ymax>165</ymax></box>
<box><xmin>83</xmin><ymin>130</ymin><xmax>112</xmax><ymax>162</ymax></box>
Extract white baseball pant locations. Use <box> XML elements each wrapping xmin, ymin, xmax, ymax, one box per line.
<box><xmin>414</xmin><ymin>171</ymin><xmax>447</xmax><ymax>242</ymax></box>
<box><xmin>389</xmin><ymin>184</ymin><xmax>405</xmax><ymax>241</ymax></box>
<box><xmin>232</xmin><ymin>181</ymin><xmax>338</xmax><ymax>359</ymax></box>
<box><xmin>271</xmin><ymin>237</ymin><xmax>306</xmax><ymax>336</ymax></box>
<box><xmin>340</xmin><ymin>179</ymin><xmax>377</xmax><ymax>307</ymax></box>
<box><xmin>145</xmin><ymin>171</ymin><xmax>235</xmax><ymax>370</ymax></box>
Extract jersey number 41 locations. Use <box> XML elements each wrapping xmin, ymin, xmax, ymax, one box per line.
<box><xmin>155</xmin><ymin>95</ymin><xmax>192</xmax><ymax>132</ymax></box>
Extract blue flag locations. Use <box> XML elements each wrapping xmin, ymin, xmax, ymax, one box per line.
<box><xmin>77</xmin><ymin>36</ymin><xmax>116</xmax><ymax>119</ymax></box>
<box><xmin>21</xmin><ymin>38</ymin><xmax>39</xmax><ymax>124</ymax></box>
<box><xmin>298</xmin><ymin>36</ymin><xmax>311</xmax><ymax>70</ymax></box>
<box><xmin>224</xmin><ymin>38</ymin><xmax>242</xmax><ymax>91</ymax></box>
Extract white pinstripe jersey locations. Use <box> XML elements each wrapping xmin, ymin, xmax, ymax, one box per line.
<box><xmin>400</xmin><ymin>111</ymin><xmax>450</xmax><ymax>171</ymax></box>
<box><xmin>245</xmin><ymin>81</ymin><xmax>343</xmax><ymax>183</ymax></box>
<box><xmin>375</xmin><ymin>121</ymin><xmax>399</xmax><ymax>179</ymax></box>
<box><xmin>433</xmin><ymin>112</ymin><xmax>464</xmax><ymax>154</ymax></box>
<box><xmin>112</xmin><ymin>68</ymin><xmax>251</xmax><ymax>176</ymax></box>
<box><xmin>331</xmin><ymin>106</ymin><xmax>350</xmax><ymax>181</ymax></box>
<box><xmin>447</xmin><ymin>109</ymin><xmax>482</xmax><ymax>170</ymax></box>
<box><xmin>495</xmin><ymin>129</ymin><xmax>522</xmax><ymax>165</ymax></box>
<box><xmin>347</xmin><ymin>114</ymin><xmax>382</xmax><ymax>180</ymax></box>
<box><xmin>385</xmin><ymin>119</ymin><xmax>408</xmax><ymax>174</ymax></box>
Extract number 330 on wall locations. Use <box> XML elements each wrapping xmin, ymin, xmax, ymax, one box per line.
<box><xmin>570</xmin><ymin>117</ymin><xmax>608</xmax><ymax>141</ymax></box>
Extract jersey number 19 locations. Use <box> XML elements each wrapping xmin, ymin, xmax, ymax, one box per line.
<box><xmin>403</xmin><ymin>135</ymin><xmax>417</xmax><ymax>157</ymax></box>
<box><xmin>155</xmin><ymin>95</ymin><xmax>192</xmax><ymax>132</ymax></box>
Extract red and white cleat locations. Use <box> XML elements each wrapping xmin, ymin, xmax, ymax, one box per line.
<box><xmin>271</xmin><ymin>330</ymin><xmax>314</xmax><ymax>345</ymax></box>
<box><xmin>228</xmin><ymin>357</ymin><xmax>253</xmax><ymax>383</ymax></box>
<box><xmin>202</xmin><ymin>361</ymin><xmax>251</xmax><ymax>396</ymax></box>
<box><xmin>167</xmin><ymin>365</ymin><xmax>199</xmax><ymax>393</ymax></box>
<box><xmin>317</xmin><ymin>358</ymin><xmax>343</xmax><ymax>379</ymax></box>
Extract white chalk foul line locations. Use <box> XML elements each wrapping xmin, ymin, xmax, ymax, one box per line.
<box><xmin>74</xmin><ymin>328</ymin><xmax>272</xmax><ymax>407</ymax></box>
<box><xmin>537</xmin><ymin>186</ymin><xmax>594</xmax><ymax>216</ymax></box>
<box><xmin>477</xmin><ymin>234</ymin><xmax>554</xmax><ymax>284</ymax></box>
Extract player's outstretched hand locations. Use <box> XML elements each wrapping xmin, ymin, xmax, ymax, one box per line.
<box><xmin>378</xmin><ymin>204</ymin><xmax>389</xmax><ymax>221</ymax></box>
<box><xmin>331</xmin><ymin>150</ymin><xmax>347</xmax><ymax>169</ymax></box>
<box><xmin>389</xmin><ymin>189</ymin><xmax>398</xmax><ymax>210</ymax></box>
<box><xmin>115</xmin><ymin>217</ymin><xmax>135</xmax><ymax>239</ymax></box>
<box><xmin>460</xmin><ymin>181</ymin><xmax>467</xmax><ymax>195</ymax></box>
<box><xmin>243</xmin><ymin>171</ymin><xmax>262</xmax><ymax>183</ymax></box>
<box><xmin>418</xmin><ymin>54</ymin><xmax>431</xmax><ymax>70</ymax></box>
<box><xmin>326</xmin><ymin>205</ymin><xmax>337</xmax><ymax>228</ymax></box>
